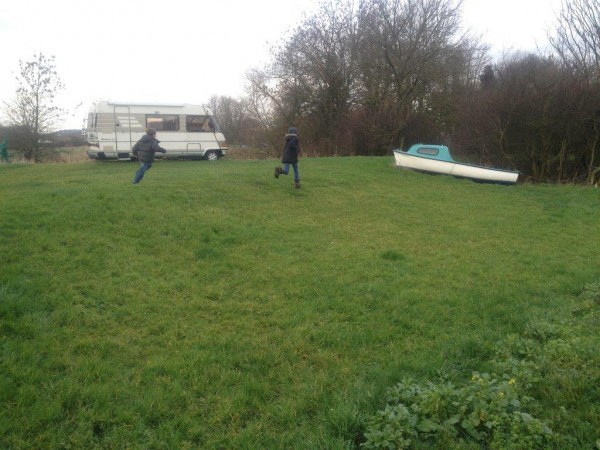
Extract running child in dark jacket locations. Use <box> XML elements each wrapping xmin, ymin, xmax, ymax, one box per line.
<box><xmin>274</xmin><ymin>127</ymin><xmax>301</xmax><ymax>188</ymax></box>
<box><xmin>132</xmin><ymin>128</ymin><xmax>166</xmax><ymax>184</ymax></box>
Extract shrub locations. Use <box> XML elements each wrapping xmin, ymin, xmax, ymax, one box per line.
<box><xmin>362</xmin><ymin>373</ymin><xmax>552</xmax><ymax>449</ymax></box>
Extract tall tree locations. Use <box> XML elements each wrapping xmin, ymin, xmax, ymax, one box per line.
<box><xmin>246</xmin><ymin>1</ymin><xmax>361</xmax><ymax>155</ymax></box>
<box><xmin>358</xmin><ymin>0</ymin><xmax>484</xmax><ymax>150</ymax></box>
<box><xmin>550</xmin><ymin>0</ymin><xmax>600</xmax><ymax>81</ymax></box>
<box><xmin>550</xmin><ymin>0</ymin><xmax>600</xmax><ymax>184</ymax></box>
<box><xmin>3</xmin><ymin>53</ymin><xmax>64</xmax><ymax>162</ymax></box>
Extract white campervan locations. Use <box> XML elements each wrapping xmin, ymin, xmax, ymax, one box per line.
<box><xmin>84</xmin><ymin>101</ymin><xmax>227</xmax><ymax>160</ymax></box>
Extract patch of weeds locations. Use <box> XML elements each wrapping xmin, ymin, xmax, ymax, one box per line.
<box><xmin>363</xmin><ymin>280</ymin><xmax>600</xmax><ymax>449</ymax></box>
<box><xmin>362</xmin><ymin>373</ymin><xmax>552</xmax><ymax>449</ymax></box>
<box><xmin>92</xmin><ymin>421</ymin><xmax>106</xmax><ymax>438</ymax></box>
<box><xmin>523</xmin><ymin>319</ymin><xmax>560</xmax><ymax>342</ymax></box>
<box><xmin>456</xmin><ymin>336</ymin><xmax>495</xmax><ymax>361</ymax></box>
<box><xmin>206</xmin><ymin>291</ymin><xmax>221</xmax><ymax>301</ymax></box>
<box><xmin>380</xmin><ymin>250</ymin><xmax>404</xmax><ymax>262</ymax></box>
<box><xmin>0</xmin><ymin>283</ymin><xmax>27</xmax><ymax>320</ymax></box>
<box><xmin>581</xmin><ymin>281</ymin><xmax>600</xmax><ymax>305</ymax></box>
<box><xmin>220</xmin><ymin>237</ymin><xmax>241</xmax><ymax>247</ymax></box>
<box><xmin>194</xmin><ymin>246</ymin><xmax>219</xmax><ymax>260</ymax></box>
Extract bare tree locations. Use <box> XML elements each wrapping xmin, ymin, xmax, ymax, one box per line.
<box><xmin>208</xmin><ymin>94</ymin><xmax>268</xmax><ymax>150</ymax></box>
<box><xmin>357</xmin><ymin>0</ymin><xmax>485</xmax><ymax>151</ymax></box>
<box><xmin>3</xmin><ymin>53</ymin><xmax>64</xmax><ymax>162</ymax></box>
<box><xmin>550</xmin><ymin>0</ymin><xmax>600</xmax><ymax>81</ymax></box>
<box><xmin>245</xmin><ymin>1</ymin><xmax>361</xmax><ymax>155</ymax></box>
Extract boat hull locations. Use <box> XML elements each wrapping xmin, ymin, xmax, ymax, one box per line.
<box><xmin>394</xmin><ymin>151</ymin><xmax>519</xmax><ymax>184</ymax></box>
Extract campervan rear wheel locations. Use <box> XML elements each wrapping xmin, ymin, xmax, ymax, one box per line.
<box><xmin>206</xmin><ymin>151</ymin><xmax>219</xmax><ymax>161</ymax></box>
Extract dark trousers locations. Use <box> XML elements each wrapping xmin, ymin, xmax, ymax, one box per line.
<box><xmin>282</xmin><ymin>162</ymin><xmax>299</xmax><ymax>181</ymax></box>
<box><xmin>133</xmin><ymin>162</ymin><xmax>152</xmax><ymax>184</ymax></box>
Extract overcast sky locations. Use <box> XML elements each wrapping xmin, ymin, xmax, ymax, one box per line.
<box><xmin>0</xmin><ymin>0</ymin><xmax>563</xmax><ymax>129</ymax></box>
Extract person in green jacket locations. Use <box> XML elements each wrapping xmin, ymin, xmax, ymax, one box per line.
<box><xmin>0</xmin><ymin>137</ymin><xmax>8</xmax><ymax>163</ymax></box>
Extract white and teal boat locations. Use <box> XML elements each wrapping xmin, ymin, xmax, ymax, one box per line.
<box><xmin>394</xmin><ymin>144</ymin><xmax>519</xmax><ymax>184</ymax></box>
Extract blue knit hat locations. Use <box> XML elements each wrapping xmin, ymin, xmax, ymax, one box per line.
<box><xmin>287</xmin><ymin>127</ymin><xmax>298</xmax><ymax>136</ymax></box>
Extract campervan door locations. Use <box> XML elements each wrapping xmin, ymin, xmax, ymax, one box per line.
<box><xmin>114</xmin><ymin>105</ymin><xmax>135</xmax><ymax>153</ymax></box>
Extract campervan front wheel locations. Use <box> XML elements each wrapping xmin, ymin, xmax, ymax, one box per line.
<box><xmin>205</xmin><ymin>151</ymin><xmax>219</xmax><ymax>161</ymax></box>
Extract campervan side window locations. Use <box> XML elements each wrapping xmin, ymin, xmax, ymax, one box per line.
<box><xmin>146</xmin><ymin>115</ymin><xmax>180</xmax><ymax>131</ymax></box>
<box><xmin>417</xmin><ymin>148</ymin><xmax>439</xmax><ymax>156</ymax></box>
<box><xmin>186</xmin><ymin>115</ymin><xmax>216</xmax><ymax>132</ymax></box>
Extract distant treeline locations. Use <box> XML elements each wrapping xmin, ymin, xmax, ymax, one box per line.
<box><xmin>0</xmin><ymin>126</ymin><xmax>84</xmax><ymax>151</ymax></box>
<box><xmin>210</xmin><ymin>0</ymin><xmax>600</xmax><ymax>184</ymax></box>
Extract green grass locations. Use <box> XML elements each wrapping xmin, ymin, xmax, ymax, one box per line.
<box><xmin>0</xmin><ymin>157</ymin><xmax>599</xmax><ymax>448</ymax></box>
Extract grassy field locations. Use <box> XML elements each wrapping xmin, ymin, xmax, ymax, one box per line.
<box><xmin>0</xmin><ymin>157</ymin><xmax>599</xmax><ymax>448</ymax></box>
